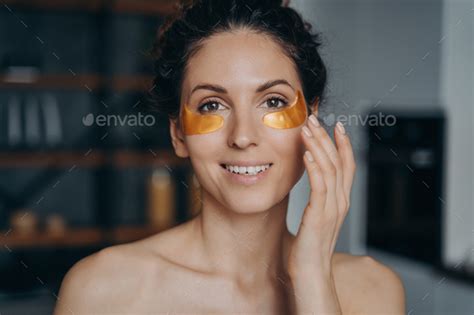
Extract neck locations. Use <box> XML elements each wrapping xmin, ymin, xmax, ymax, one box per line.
<box><xmin>192</xmin><ymin>189</ymin><xmax>294</xmax><ymax>287</ymax></box>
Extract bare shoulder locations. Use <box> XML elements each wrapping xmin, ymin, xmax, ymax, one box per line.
<box><xmin>333</xmin><ymin>252</ymin><xmax>406</xmax><ymax>315</ymax></box>
<box><xmin>53</xmin><ymin>222</ymin><xmax>194</xmax><ymax>314</ymax></box>
<box><xmin>53</xmin><ymin>238</ymin><xmax>164</xmax><ymax>314</ymax></box>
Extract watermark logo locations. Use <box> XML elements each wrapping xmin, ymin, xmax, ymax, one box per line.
<box><xmin>82</xmin><ymin>113</ymin><xmax>156</xmax><ymax>127</ymax></box>
<box><xmin>320</xmin><ymin>112</ymin><xmax>396</xmax><ymax>127</ymax></box>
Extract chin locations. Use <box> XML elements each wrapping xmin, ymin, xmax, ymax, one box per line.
<box><xmin>223</xmin><ymin>194</ymin><xmax>277</xmax><ymax>215</ymax></box>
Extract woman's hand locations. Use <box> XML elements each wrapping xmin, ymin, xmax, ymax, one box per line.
<box><xmin>287</xmin><ymin>114</ymin><xmax>356</xmax><ymax>314</ymax></box>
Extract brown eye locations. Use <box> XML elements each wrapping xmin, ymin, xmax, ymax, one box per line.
<box><xmin>265</xmin><ymin>97</ymin><xmax>288</xmax><ymax>109</ymax></box>
<box><xmin>198</xmin><ymin>100</ymin><xmax>224</xmax><ymax>113</ymax></box>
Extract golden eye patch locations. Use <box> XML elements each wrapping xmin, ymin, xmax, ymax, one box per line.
<box><xmin>180</xmin><ymin>100</ymin><xmax>225</xmax><ymax>135</ymax></box>
<box><xmin>262</xmin><ymin>89</ymin><xmax>307</xmax><ymax>129</ymax></box>
<box><xmin>180</xmin><ymin>89</ymin><xmax>308</xmax><ymax>135</ymax></box>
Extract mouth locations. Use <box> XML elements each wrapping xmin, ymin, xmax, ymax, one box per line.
<box><xmin>219</xmin><ymin>163</ymin><xmax>274</xmax><ymax>185</ymax></box>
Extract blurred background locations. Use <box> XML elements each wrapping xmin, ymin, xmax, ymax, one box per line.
<box><xmin>0</xmin><ymin>0</ymin><xmax>472</xmax><ymax>314</ymax></box>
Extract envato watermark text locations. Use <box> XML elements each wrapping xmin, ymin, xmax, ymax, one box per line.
<box><xmin>321</xmin><ymin>112</ymin><xmax>396</xmax><ymax>126</ymax></box>
<box><xmin>82</xmin><ymin>113</ymin><xmax>156</xmax><ymax>127</ymax></box>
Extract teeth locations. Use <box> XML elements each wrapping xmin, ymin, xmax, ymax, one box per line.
<box><xmin>224</xmin><ymin>164</ymin><xmax>271</xmax><ymax>175</ymax></box>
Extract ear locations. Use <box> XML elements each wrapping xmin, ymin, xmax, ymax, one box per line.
<box><xmin>169</xmin><ymin>117</ymin><xmax>190</xmax><ymax>158</ymax></box>
<box><xmin>309</xmin><ymin>97</ymin><xmax>319</xmax><ymax>117</ymax></box>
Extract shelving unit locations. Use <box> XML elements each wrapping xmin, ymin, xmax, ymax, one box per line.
<box><xmin>0</xmin><ymin>1</ymin><xmax>189</xmax><ymax>252</ymax></box>
<box><xmin>0</xmin><ymin>0</ymin><xmax>199</xmax><ymax>299</ymax></box>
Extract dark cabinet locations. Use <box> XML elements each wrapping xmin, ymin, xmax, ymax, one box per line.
<box><xmin>365</xmin><ymin>108</ymin><xmax>445</xmax><ymax>266</ymax></box>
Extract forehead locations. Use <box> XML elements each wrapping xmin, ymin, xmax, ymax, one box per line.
<box><xmin>182</xmin><ymin>30</ymin><xmax>300</xmax><ymax>96</ymax></box>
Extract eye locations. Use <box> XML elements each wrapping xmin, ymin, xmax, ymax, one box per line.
<box><xmin>197</xmin><ymin>96</ymin><xmax>289</xmax><ymax>113</ymax></box>
<box><xmin>263</xmin><ymin>96</ymin><xmax>289</xmax><ymax>110</ymax></box>
<box><xmin>197</xmin><ymin>99</ymin><xmax>226</xmax><ymax>114</ymax></box>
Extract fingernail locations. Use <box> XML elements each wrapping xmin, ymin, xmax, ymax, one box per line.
<box><xmin>309</xmin><ymin>114</ymin><xmax>320</xmax><ymax>127</ymax></box>
<box><xmin>305</xmin><ymin>150</ymin><xmax>314</xmax><ymax>162</ymax></box>
<box><xmin>336</xmin><ymin>121</ymin><xmax>346</xmax><ymax>134</ymax></box>
<box><xmin>302</xmin><ymin>126</ymin><xmax>312</xmax><ymax>137</ymax></box>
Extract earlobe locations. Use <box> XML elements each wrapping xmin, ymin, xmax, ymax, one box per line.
<box><xmin>310</xmin><ymin>97</ymin><xmax>319</xmax><ymax>117</ymax></box>
<box><xmin>169</xmin><ymin>117</ymin><xmax>190</xmax><ymax>158</ymax></box>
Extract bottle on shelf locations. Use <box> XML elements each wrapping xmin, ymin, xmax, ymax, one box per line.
<box><xmin>7</xmin><ymin>95</ymin><xmax>22</xmax><ymax>148</ymax></box>
<box><xmin>146</xmin><ymin>167</ymin><xmax>176</xmax><ymax>230</ymax></box>
<box><xmin>9</xmin><ymin>208</ymin><xmax>39</xmax><ymax>236</ymax></box>
<box><xmin>187</xmin><ymin>171</ymin><xmax>202</xmax><ymax>219</ymax></box>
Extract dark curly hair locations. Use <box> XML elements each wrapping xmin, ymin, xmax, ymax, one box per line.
<box><xmin>149</xmin><ymin>0</ymin><xmax>327</xmax><ymax>125</ymax></box>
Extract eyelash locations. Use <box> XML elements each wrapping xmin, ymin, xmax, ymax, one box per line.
<box><xmin>197</xmin><ymin>96</ymin><xmax>289</xmax><ymax>114</ymax></box>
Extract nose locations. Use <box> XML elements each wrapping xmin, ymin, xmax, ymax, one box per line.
<box><xmin>227</xmin><ymin>107</ymin><xmax>259</xmax><ymax>149</ymax></box>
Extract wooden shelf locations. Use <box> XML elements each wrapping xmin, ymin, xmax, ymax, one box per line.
<box><xmin>111</xmin><ymin>75</ymin><xmax>154</xmax><ymax>92</ymax></box>
<box><xmin>0</xmin><ymin>74</ymin><xmax>154</xmax><ymax>92</ymax></box>
<box><xmin>2</xmin><ymin>0</ymin><xmax>177</xmax><ymax>15</ymax></box>
<box><xmin>0</xmin><ymin>74</ymin><xmax>102</xmax><ymax>90</ymax></box>
<box><xmin>108</xmin><ymin>225</ymin><xmax>164</xmax><ymax>243</ymax></box>
<box><xmin>0</xmin><ymin>149</ymin><xmax>188</xmax><ymax>168</ymax></box>
<box><xmin>0</xmin><ymin>151</ymin><xmax>105</xmax><ymax>168</ymax></box>
<box><xmin>112</xmin><ymin>0</ymin><xmax>176</xmax><ymax>16</ymax></box>
<box><xmin>2</xmin><ymin>0</ymin><xmax>102</xmax><ymax>12</ymax></box>
<box><xmin>1</xmin><ymin>225</ymin><xmax>168</xmax><ymax>249</ymax></box>
<box><xmin>1</xmin><ymin>227</ymin><xmax>103</xmax><ymax>248</ymax></box>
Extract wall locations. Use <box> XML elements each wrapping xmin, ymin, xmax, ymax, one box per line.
<box><xmin>439</xmin><ymin>0</ymin><xmax>474</xmax><ymax>268</ymax></box>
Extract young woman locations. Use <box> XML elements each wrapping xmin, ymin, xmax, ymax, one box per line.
<box><xmin>54</xmin><ymin>0</ymin><xmax>406</xmax><ymax>314</ymax></box>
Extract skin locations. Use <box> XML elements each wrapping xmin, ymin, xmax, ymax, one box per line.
<box><xmin>54</xmin><ymin>29</ymin><xmax>406</xmax><ymax>314</ymax></box>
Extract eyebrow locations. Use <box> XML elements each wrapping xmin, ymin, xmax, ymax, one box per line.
<box><xmin>190</xmin><ymin>79</ymin><xmax>294</xmax><ymax>95</ymax></box>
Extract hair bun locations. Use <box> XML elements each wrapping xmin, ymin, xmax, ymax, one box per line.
<box><xmin>240</xmin><ymin>0</ymin><xmax>290</xmax><ymax>9</ymax></box>
<box><xmin>185</xmin><ymin>0</ymin><xmax>289</xmax><ymax>11</ymax></box>
<box><xmin>259</xmin><ymin>0</ymin><xmax>289</xmax><ymax>8</ymax></box>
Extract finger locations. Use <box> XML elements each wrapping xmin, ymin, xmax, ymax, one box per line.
<box><xmin>304</xmin><ymin>118</ymin><xmax>345</xmax><ymax>256</ymax></box>
<box><xmin>300</xmin><ymin>150</ymin><xmax>326</xmax><ymax>229</ymax></box>
<box><xmin>301</xmin><ymin>121</ymin><xmax>338</xmax><ymax>214</ymax></box>
<box><xmin>302</xmin><ymin>149</ymin><xmax>339</xmax><ymax>257</ymax></box>
<box><xmin>304</xmin><ymin>150</ymin><xmax>326</xmax><ymax>210</ymax></box>
<box><xmin>334</xmin><ymin>121</ymin><xmax>356</xmax><ymax>203</ymax></box>
<box><xmin>307</xmin><ymin>115</ymin><xmax>344</xmax><ymax>208</ymax></box>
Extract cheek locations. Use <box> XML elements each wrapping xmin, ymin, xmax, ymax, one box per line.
<box><xmin>267</xmin><ymin>128</ymin><xmax>306</xmax><ymax>177</ymax></box>
<box><xmin>185</xmin><ymin>134</ymin><xmax>221</xmax><ymax>159</ymax></box>
<box><xmin>268</xmin><ymin>128</ymin><xmax>304</xmax><ymax>157</ymax></box>
<box><xmin>184</xmin><ymin>134</ymin><xmax>224</xmax><ymax>185</ymax></box>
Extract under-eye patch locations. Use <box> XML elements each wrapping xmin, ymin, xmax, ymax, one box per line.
<box><xmin>262</xmin><ymin>89</ymin><xmax>308</xmax><ymax>130</ymax></box>
<box><xmin>180</xmin><ymin>99</ymin><xmax>225</xmax><ymax>135</ymax></box>
<box><xmin>180</xmin><ymin>89</ymin><xmax>308</xmax><ymax>135</ymax></box>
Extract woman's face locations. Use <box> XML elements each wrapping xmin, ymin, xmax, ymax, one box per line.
<box><xmin>170</xmin><ymin>29</ymin><xmax>314</xmax><ymax>214</ymax></box>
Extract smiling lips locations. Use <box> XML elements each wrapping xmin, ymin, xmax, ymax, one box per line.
<box><xmin>222</xmin><ymin>163</ymin><xmax>273</xmax><ymax>175</ymax></box>
<box><xmin>220</xmin><ymin>162</ymin><xmax>273</xmax><ymax>185</ymax></box>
